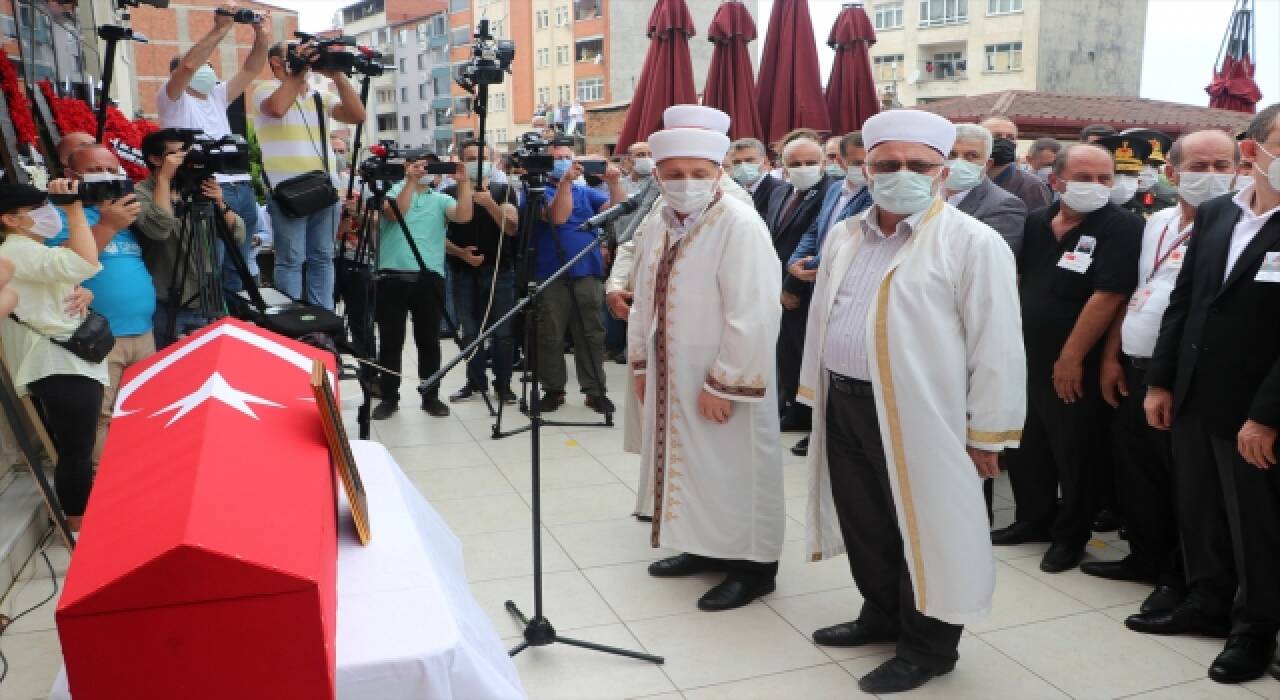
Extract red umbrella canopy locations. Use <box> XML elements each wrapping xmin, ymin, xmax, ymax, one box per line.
<box><xmin>702</xmin><ymin>0</ymin><xmax>764</xmax><ymax>143</ymax></box>
<box><xmin>1206</xmin><ymin>0</ymin><xmax>1262</xmax><ymax>113</ymax></box>
<box><xmin>614</xmin><ymin>0</ymin><xmax>698</xmax><ymax>152</ymax></box>
<box><xmin>825</xmin><ymin>4</ymin><xmax>879</xmax><ymax>134</ymax></box>
<box><xmin>757</xmin><ymin>0</ymin><xmax>831</xmax><ymax>146</ymax></box>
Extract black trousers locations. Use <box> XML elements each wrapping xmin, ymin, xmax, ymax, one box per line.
<box><xmin>1210</xmin><ymin>427</ymin><xmax>1280</xmax><ymax>635</ymax></box>
<box><xmin>1009</xmin><ymin>360</ymin><xmax>1108</xmax><ymax>548</ymax></box>
<box><xmin>826</xmin><ymin>380</ymin><xmax>962</xmax><ymax>669</ymax></box>
<box><xmin>777</xmin><ymin>301</ymin><xmax>810</xmax><ymax>421</ymax></box>
<box><xmin>1170</xmin><ymin>403</ymin><xmax>1237</xmax><ymax>618</ymax></box>
<box><xmin>1113</xmin><ymin>360</ymin><xmax>1181</xmax><ymax>585</ymax></box>
<box><xmin>375</xmin><ymin>271</ymin><xmax>444</xmax><ymax>403</ymax></box>
<box><xmin>29</xmin><ymin>374</ymin><xmax>103</xmax><ymax>517</ymax></box>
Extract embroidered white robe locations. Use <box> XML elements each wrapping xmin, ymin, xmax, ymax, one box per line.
<box><xmin>798</xmin><ymin>199</ymin><xmax>1026</xmax><ymax>624</ymax></box>
<box><xmin>627</xmin><ymin>194</ymin><xmax>785</xmax><ymax>562</ymax></box>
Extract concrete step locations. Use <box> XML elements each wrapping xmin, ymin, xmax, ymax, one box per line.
<box><xmin>0</xmin><ymin>469</ymin><xmax>48</xmax><ymax>601</ymax></box>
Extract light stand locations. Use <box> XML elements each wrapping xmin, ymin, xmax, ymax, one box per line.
<box><xmin>421</xmin><ymin>215</ymin><xmax>663</xmax><ymax>665</ymax></box>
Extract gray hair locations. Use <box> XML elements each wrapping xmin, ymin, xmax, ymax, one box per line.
<box><xmin>953</xmin><ymin>124</ymin><xmax>993</xmax><ymax>160</ymax></box>
<box><xmin>1245</xmin><ymin>103</ymin><xmax>1280</xmax><ymax>145</ymax></box>
<box><xmin>1029</xmin><ymin>137</ymin><xmax>1062</xmax><ymax>158</ymax></box>
<box><xmin>730</xmin><ymin>137</ymin><xmax>766</xmax><ymax>158</ymax></box>
<box><xmin>781</xmin><ymin>137</ymin><xmax>822</xmax><ymax>162</ymax></box>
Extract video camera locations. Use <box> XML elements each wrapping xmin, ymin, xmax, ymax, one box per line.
<box><xmin>47</xmin><ymin>174</ymin><xmax>135</xmax><ymax>206</ymax></box>
<box><xmin>457</xmin><ymin>19</ymin><xmax>514</xmax><ymax>88</ymax></box>
<box><xmin>286</xmin><ymin>32</ymin><xmax>358</xmax><ymax>75</ymax></box>
<box><xmin>169</xmin><ymin>129</ymin><xmax>250</xmax><ymax>190</ymax></box>
<box><xmin>509</xmin><ymin>131</ymin><xmax>568</xmax><ymax>176</ymax></box>
<box><xmin>215</xmin><ymin>7</ymin><xmax>263</xmax><ymax>24</ymax></box>
<box><xmin>351</xmin><ymin>47</ymin><xmax>388</xmax><ymax>78</ymax></box>
<box><xmin>359</xmin><ymin>144</ymin><xmax>408</xmax><ymax>184</ymax></box>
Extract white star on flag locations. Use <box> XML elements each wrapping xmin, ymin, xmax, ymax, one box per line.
<box><xmin>151</xmin><ymin>372</ymin><xmax>284</xmax><ymax>427</ymax></box>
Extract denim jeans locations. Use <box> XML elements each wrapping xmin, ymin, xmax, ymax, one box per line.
<box><xmin>267</xmin><ymin>198</ymin><xmax>340</xmax><ymax>309</ymax></box>
<box><xmin>153</xmin><ymin>302</ymin><xmax>211</xmax><ymax>349</ymax></box>
<box><xmin>451</xmin><ymin>264</ymin><xmax>516</xmax><ymax>390</ymax></box>
<box><xmin>219</xmin><ymin>181</ymin><xmax>259</xmax><ymax>296</ymax></box>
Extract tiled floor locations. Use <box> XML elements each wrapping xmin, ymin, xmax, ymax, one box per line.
<box><xmin>4</xmin><ymin>354</ymin><xmax>1280</xmax><ymax>699</ymax></box>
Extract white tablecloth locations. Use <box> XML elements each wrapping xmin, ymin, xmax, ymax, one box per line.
<box><xmin>51</xmin><ymin>440</ymin><xmax>525</xmax><ymax>700</ymax></box>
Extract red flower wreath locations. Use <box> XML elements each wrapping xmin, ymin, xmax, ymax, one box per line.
<box><xmin>38</xmin><ymin>80</ymin><xmax>152</xmax><ymax>181</ymax></box>
<box><xmin>0</xmin><ymin>58</ymin><xmax>39</xmax><ymax>146</ymax></box>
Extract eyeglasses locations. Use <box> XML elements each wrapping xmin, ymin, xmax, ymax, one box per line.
<box><xmin>866</xmin><ymin>159</ymin><xmax>944</xmax><ymax>175</ymax></box>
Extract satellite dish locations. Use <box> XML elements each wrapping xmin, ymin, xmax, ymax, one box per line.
<box><xmin>908</xmin><ymin>69</ymin><xmax>921</xmax><ymax>84</ymax></box>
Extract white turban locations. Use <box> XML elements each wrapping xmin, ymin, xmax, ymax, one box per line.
<box><xmin>862</xmin><ymin>109</ymin><xmax>956</xmax><ymax>157</ymax></box>
<box><xmin>648</xmin><ymin>105</ymin><xmax>732</xmax><ymax>164</ymax></box>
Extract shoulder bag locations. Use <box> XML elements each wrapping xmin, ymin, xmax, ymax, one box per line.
<box><xmin>9</xmin><ymin>310</ymin><xmax>115</xmax><ymax>364</ymax></box>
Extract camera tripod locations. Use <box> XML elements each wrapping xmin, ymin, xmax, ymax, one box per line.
<box><xmin>164</xmin><ymin>186</ymin><xmax>231</xmax><ymax>342</ymax></box>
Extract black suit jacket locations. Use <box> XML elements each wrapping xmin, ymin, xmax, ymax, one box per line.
<box><xmin>765</xmin><ymin>179</ymin><xmax>829</xmax><ymax>273</ymax></box>
<box><xmin>752</xmin><ymin>173</ymin><xmax>784</xmax><ymax>222</ymax></box>
<box><xmin>1148</xmin><ymin>193</ymin><xmax>1280</xmax><ymax>437</ymax></box>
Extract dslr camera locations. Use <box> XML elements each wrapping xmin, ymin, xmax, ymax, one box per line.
<box><xmin>287</xmin><ymin>32</ymin><xmax>357</xmax><ymax>75</ymax></box>
<box><xmin>214</xmin><ymin>7</ymin><xmax>262</xmax><ymax>24</ymax></box>
<box><xmin>457</xmin><ymin>19</ymin><xmax>514</xmax><ymax>88</ymax></box>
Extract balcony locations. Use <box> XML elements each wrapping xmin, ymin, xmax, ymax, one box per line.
<box><xmin>429</xmin><ymin>34</ymin><xmax>447</xmax><ymax>50</ymax></box>
<box><xmin>434</xmin><ymin>126</ymin><xmax>455</xmax><ymax>141</ymax></box>
<box><xmin>431</xmin><ymin>96</ymin><xmax>454</xmax><ymax>110</ymax></box>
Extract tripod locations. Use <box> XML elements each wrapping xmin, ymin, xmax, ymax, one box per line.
<box><xmin>164</xmin><ymin>187</ymin><xmax>230</xmax><ymax>343</ymax></box>
<box><xmin>422</xmin><ymin>204</ymin><xmax>663</xmax><ymax>665</ymax></box>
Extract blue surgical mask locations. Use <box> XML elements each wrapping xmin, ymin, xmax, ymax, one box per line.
<box><xmin>551</xmin><ymin>158</ymin><xmax>573</xmax><ymax>180</ymax></box>
<box><xmin>869</xmin><ymin>171</ymin><xmax>940</xmax><ymax>216</ymax></box>
<box><xmin>465</xmin><ymin>161</ymin><xmax>492</xmax><ymax>180</ymax></box>
<box><xmin>944</xmin><ymin>159</ymin><xmax>985</xmax><ymax>192</ymax></box>
<box><xmin>731</xmin><ymin>162</ymin><xmax>761</xmax><ymax>186</ymax></box>
<box><xmin>824</xmin><ymin>163</ymin><xmax>847</xmax><ymax>179</ymax></box>
<box><xmin>189</xmin><ymin>65</ymin><xmax>217</xmax><ymax>96</ymax></box>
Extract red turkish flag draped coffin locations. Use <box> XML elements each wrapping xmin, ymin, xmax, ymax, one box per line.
<box><xmin>57</xmin><ymin>319</ymin><xmax>340</xmax><ymax>699</ymax></box>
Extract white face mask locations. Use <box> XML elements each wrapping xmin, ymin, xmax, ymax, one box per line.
<box><xmin>1234</xmin><ymin>175</ymin><xmax>1255</xmax><ymax>192</ymax></box>
<box><xmin>631</xmin><ymin>157</ymin><xmax>654</xmax><ymax>176</ymax></box>
<box><xmin>27</xmin><ymin>203</ymin><xmax>62</xmax><ymax>239</ymax></box>
<box><xmin>870</xmin><ymin>170</ymin><xmax>939</xmax><ymax>216</ymax></box>
<box><xmin>659</xmin><ymin>178</ymin><xmax>718</xmax><ymax>215</ymax></box>
<box><xmin>731</xmin><ymin>162</ymin><xmax>761</xmax><ymax>186</ymax></box>
<box><xmin>464</xmin><ymin>161</ymin><xmax>492</xmax><ymax>180</ymax></box>
<box><xmin>1137</xmin><ymin>166</ymin><xmax>1158</xmax><ymax>192</ymax></box>
<box><xmin>1255</xmin><ymin>144</ymin><xmax>1280</xmax><ymax>191</ymax></box>
<box><xmin>824</xmin><ymin>163</ymin><xmax>847</xmax><ymax>179</ymax></box>
<box><xmin>1110</xmin><ymin>175</ymin><xmax>1139</xmax><ymax>204</ymax></box>
<box><xmin>786</xmin><ymin>165</ymin><xmax>824</xmax><ymax>191</ymax></box>
<box><xmin>845</xmin><ymin>167</ymin><xmax>867</xmax><ymax>188</ymax></box>
<box><xmin>1176</xmin><ymin>171</ymin><xmax>1235</xmax><ymax>207</ymax></box>
<box><xmin>189</xmin><ymin>65</ymin><xmax>217</xmax><ymax>96</ymax></box>
<box><xmin>1061</xmin><ymin>181</ymin><xmax>1111</xmax><ymax>214</ymax></box>
<box><xmin>944</xmin><ymin>159</ymin><xmax>984</xmax><ymax>192</ymax></box>
<box><xmin>1035</xmin><ymin>166</ymin><xmax>1052</xmax><ymax>183</ymax></box>
<box><xmin>418</xmin><ymin>175</ymin><xmax>436</xmax><ymax>186</ymax></box>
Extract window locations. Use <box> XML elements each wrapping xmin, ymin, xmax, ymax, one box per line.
<box><xmin>419</xmin><ymin>83</ymin><xmax>429</xmax><ymax>99</ymax></box>
<box><xmin>556</xmin><ymin>45</ymin><xmax>570</xmax><ymax>65</ymax></box>
<box><xmin>493</xmin><ymin>91</ymin><xmax>507</xmax><ymax>111</ymax></box>
<box><xmin>577</xmin><ymin>77</ymin><xmax>604</xmax><ymax>102</ymax></box>
<box><xmin>575</xmin><ymin>0</ymin><xmax>603</xmax><ymax>20</ymax></box>
<box><xmin>929</xmin><ymin>51</ymin><xmax>967</xmax><ymax>79</ymax></box>
<box><xmin>449</xmin><ymin>0</ymin><xmax>468</xmax><ymax>12</ymax></box>
<box><xmin>919</xmin><ymin>0</ymin><xmax>968</xmax><ymax>26</ymax></box>
<box><xmin>398</xmin><ymin>29</ymin><xmax>408</xmax><ymax>45</ymax></box>
<box><xmin>985</xmin><ymin>41</ymin><xmax>1022</xmax><ymax>71</ymax></box>
<box><xmin>558</xmin><ymin>84</ymin><xmax>571</xmax><ymax>102</ymax></box>
<box><xmin>455</xmin><ymin>96</ymin><xmax>473</xmax><ymax>116</ymax></box>
<box><xmin>555</xmin><ymin>5</ymin><xmax>570</xmax><ymax>26</ymax></box>
<box><xmin>872</xmin><ymin>53</ymin><xmax>905</xmax><ymax>81</ymax></box>
<box><xmin>873</xmin><ymin>2</ymin><xmax>904</xmax><ymax>29</ymax></box>
<box><xmin>399</xmin><ymin>58</ymin><xmax>407</xmax><ymax>74</ymax></box>
<box><xmin>575</xmin><ymin>37</ymin><xmax>604</xmax><ymax>64</ymax></box>
<box><xmin>537</xmin><ymin>86</ymin><xmax>551</xmax><ymax>105</ymax></box>
<box><xmin>401</xmin><ymin>87</ymin><xmax>409</xmax><ymax>102</ymax></box>
<box><xmin>430</xmin><ymin>15</ymin><xmax>446</xmax><ymax>36</ymax></box>
<box><xmin>435</xmin><ymin>107</ymin><xmax>450</xmax><ymax>123</ymax></box>
<box><xmin>417</xmin><ymin>54</ymin><xmax>426</xmax><ymax>70</ymax></box>
<box><xmin>434</xmin><ymin>75</ymin><xmax>449</xmax><ymax>96</ymax></box>
<box><xmin>536</xmin><ymin>48</ymin><xmax>550</xmax><ymax>68</ymax></box>
<box><xmin>377</xmin><ymin>113</ymin><xmax>397</xmax><ymax>131</ymax></box>
<box><xmin>536</xmin><ymin>9</ymin><xmax>550</xmax><ymax>29</ymax></box>
<box><xmin>421</xmin><ymin>113</ymin><xmax>431</xmax><ymax>129</ymax></box>
<box><xmin>417</xmin><ymin>23</ymin><xmax>428</xmax><ymax>42</ymax></box>
<box><xmin>376</xmin><ymin>88</ymin><xmax>396</xmax><ymax>104</ymax></box>
<box><xmin>450</xmin><ymin>25</ymin><xmax>470</xmax><ymax>46</ymax></box>
<box><xmin>403</xmin><ymin>116</ymin><xmax>411</xmax><ymax>132</ymax></box>
<box><xmin>491</xmin><ymin>19</ymin><xmax>505</xmax><ymax>38</ymax></box>
<box><xmin>987</xmin><ymin>0</ymin><xmax>1023</xmax><ymax>14</ymax></box>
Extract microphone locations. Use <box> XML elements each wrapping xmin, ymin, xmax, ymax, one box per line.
<box><xmin>578</xmin><ymin>192</ymin><xmax>644</xmax><ymax>231</ymax></box>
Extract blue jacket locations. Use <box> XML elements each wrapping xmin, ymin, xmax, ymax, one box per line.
<box><xmin>784</xmin><ymin>181</ymin><xmax>872</xmax><ymax>293</ymax></box>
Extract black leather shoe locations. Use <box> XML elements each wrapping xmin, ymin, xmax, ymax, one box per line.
<box><xmin>1080</xmin><ymin>557</ymin><xmax>1157</xmax><ymax>583</ymax></box>
<box><xmin>791</xmin><ymin>436</ymin><xmax>809</xmax><ymax>457</ymax></box>
<box><xmin>1269</xmin><ymin>656</ymin><xmax>1280</xmax><ymax>681</ymax></box>
<box><xmin>1092</xmin><ymin>509</ymin><xmax>1122</xmax><ymax>532</ymax></box>
<box><xmin>495</xmin><ymin>385</ymin><xmax>518</xmax><ymax>404</ymax></box>
<box><xmin>1040</xmin><ymin>542</ymin><xmax>1085</xmax><ymax>573</ymax></box>
<box><xmin>449</xmin><ymin>384</ymin><xmax>481</xmax><ymax>402</ymax></box>
<box><xmin>537</xmin><ymin>391</ymin><xmax>565</xmax><ymax>412</ymax></box>
<box><xmin>1124</xmin><ymin>602</ymin><xmax>1230</xmax><ymax>637</ymax></box>
<box><xmin>648</xmin><ymin>553</ymin><xmax>718</xmax><ymax>578</ymax></box>
<box><xmin>421</xmin><ymin>396</ymin><xmax>451</xmax><ymax>417</ymax></box>
<box><xmin>697</xmin><ymin>574</ymin><xmax>775</xmax><ymax>611</ymax></box>
<box><xmin>812</xmin><ymin>620</ymin><xmax>896</xmax><ymax>647</ymax></box>
<box><xmin>779</xmin><ymin>416</ymin><xmax>812</xmax><ymax>432</ymax></box>
<box><xmin>857</xmin><ymin>656</ymin><xmax>954</xmax><ymax>694</ymax></box>
<box><xmin>1209</xmin><ymin>635</ymin><xmax>1278</xmax><ymax>684</ymax></box>
<box><xmin>1140</xmin><ymin>584</ymin><xmax>1186</xmax><ymax>615</ymax></box>
<box><xmin>586</xmin><ymin>394</ymin><xmax>615</xmax><ymax>414</ymax></box>
<box><xmin>371</xmin><ymin>401</ymin><xmax>399</xmax><ymax>420</ymax></box>
<box><xmin>990</xmin><ymin>521</ymin><xmax>1051</xmax><ymax>545</ymax></box>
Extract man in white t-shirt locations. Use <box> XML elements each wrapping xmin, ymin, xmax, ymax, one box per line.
<box><xmin>156</xmin><ymin>6</ymin><xmax>271</xmax><ymax>300</ymax></box>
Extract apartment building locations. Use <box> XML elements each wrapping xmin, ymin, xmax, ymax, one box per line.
<box><xmin>866</xmin><ymin>0</ymin><xmax>1147</xmax><ymax>106</ymax></box>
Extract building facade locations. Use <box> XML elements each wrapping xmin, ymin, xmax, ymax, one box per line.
<box><xmin>866</xmin><ymin>0</ymin><xmax>1147</xmax><ymax>107</ymax></box>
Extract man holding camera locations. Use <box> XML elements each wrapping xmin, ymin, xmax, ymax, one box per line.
<box><xmin>372</xmin><ymin>153</ymin><xmax>473</xmax><ymax>420</ymax></box>
<box><xmin>135</xmin><ymin>129</ymin><xmax>248</xmax><ymax>348</ymax></box>
<box><xmin>252</xmin><ymin>37</ymin><xmax>367</xmax><ymax>309</ymax></box>
<box><xmin>532</xmin><ymin>144</ymin><xmax>626</xmax><ymax>414</ymax></box>
<box><xmin>157</xmin><ymin>4</ymin><xmax>270</xmax><ymax>300</ymax></box>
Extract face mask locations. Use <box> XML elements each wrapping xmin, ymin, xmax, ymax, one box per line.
<box><xmin>189</xmin><ymin>65</ymin><xmax>217</xmax><ymax>96</ymax></box>
<box><xmin>551</xmin><ymin>158</ymin><xmax>572</xmax><ymax>180</ymax></box>
<box><xmin>1110</xmin><ymin>175</ymin><xmax>1139</xmax><ymax>204</ymax></box>
<box><xmin>991</xmin><ymin>138</ymin><xmax>1017</xmax><ymax>166</ymax></box>
<box><xmin>1234</xmin><ymin>175</ymin><xmax>1255</xmax><ymax>192</ymax></box>
<box><xmin>334</xmin><ymin>154</ymin><xmax>349</xmax><ymax>172</ymax></box>
<box><xmin>27</xmin><ymin>203</ymin><xmax>62</xmax><ymax>239</ymax></box>
<box><xmin>632</xmin><ymin>157</ymin><xmax>654</xmax><ymax>176</ymax></box>
<box><xmin>464</xmin><ymin>161</ymin><xmax>492</xmax><ymax>180</ymax></box>
<box><xmin>659</xmin><ymin>178</ymin><xmax>717</xmax><ymax>215</ymax></box>
<box><xmin>1137</xmin><ymin>166</ymin><xmax>1158</xmax><ymax>192</ymax></box>
<box><xmin>869</xmin><ymin>171</ymin><xmax>939</xmax><ymax>216</ymax></box>
<box><xmin>731</xmin><ymin>162</ymin><xmax>761</xmax><ymax>185</ymax></box>
<box><xmin>1255</xmin><ymin>144</ymin><xmax>1280</xmax><ymax>191</ymax></box>
<box><xmin>1176</xmin><ymin>171</ymin><xmax>1234</xmax><ymax>207</ymax></box>
<box><xmin>845</xmin><ymin>167</ymin><xmax>867</xmax><ymax>188</ymax></box>
<box><xmin>824</xmin><ymin>163</ymin><xmax>847</xmax><ymax>179</ymax></box>
<box><xmin>418</xmin><ymin>175</ymin><xmax>435</xmax><ymax>186</ymax></box>
<box><xmin>945</xmin><ymin>159</ymin><xmax>984</xmax><ymax>192</ymax></box>
<box><xmin>1061</xmin><ymin>181</ymin><xmax>1111</xmax><ymax>213</ymax></box>
<box><xmin>1035</xmin><ymin>166</ymin><xmax>1052</xmax><ymax>183</ymax></box>
<box><xmin>787</xmin><ymin>165</ymin><xmax>824</xmax><ymax>191</ymax></box>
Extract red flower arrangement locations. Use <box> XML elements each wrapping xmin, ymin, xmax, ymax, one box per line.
<box><xmin>38</xmin><ymin>79</ymin><xmax>152</xmax><ymax>181</ymax></box>
<box><xmin>0</xmin><ymin>57</ymin><xmax>39</xmax><ymax>146</ymax></box>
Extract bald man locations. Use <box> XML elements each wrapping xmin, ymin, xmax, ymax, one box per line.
<box><xmin>981</xmin><ymin>116</ymin><xmax>1052</xmax><ymax>211</ymax></box>
<box><xmin>56</xmin><ymin>132</ymin><xmax>96</xmax><ymax>171</ymax></box>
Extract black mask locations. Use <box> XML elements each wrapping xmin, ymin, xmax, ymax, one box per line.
<box><xmin>585</xmin><ymin>174</ymin><xmax>603</xmax><ymax>187</ymax></box>
<box><xmin>991</xmin><ymin>138</ymin><xmax>1017</xmax><ymax>166</ymax></box>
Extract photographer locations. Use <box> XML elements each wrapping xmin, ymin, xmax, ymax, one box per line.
<box><xmin>252</xmin><ymin>38</ymin><xmax>367</xmax><ymax>309</ymax></box>
<box><xmin>135</xmin><ymin>129</ymin><xmax>247</xmax><ymax>348</ymax></box>
<box><xmin>0</xmin><ymin>181</ymin><xmax>105</xmax><ymax>531</ymax></box>
<box><xmin>532</xmin><ymin>144</ymin><xmax>625</xmax><ymax>413</ymax></box>
<box><xmin>444</xmin><ymin>139</ymin><xmax>520</xmax><ymax>405</ymax></box>
<box><xmin>372</xmin><ymin>153</ymin><xmax>473</xmax><ymax>421</ymax></box>
<box><xmin>157</xmin><ymin>4</ymin><xmax>270</xmax><ymax>299</ymax></box>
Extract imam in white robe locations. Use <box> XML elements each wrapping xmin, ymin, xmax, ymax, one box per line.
<box><xmin>627</xmin><ymin>193</ymin><xmax>785</xmax><ymax>562</ymax></box>
<box><xmin>798</xmin><ymin>198</ymin><xmax>1026</xmax><ymax>624</ymax></box>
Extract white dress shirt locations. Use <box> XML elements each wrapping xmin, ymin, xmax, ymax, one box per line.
<box><xmin>1121</xmin><ymin>206</ymin><xmax>1188</xmax><ymax>358</ymax></box>
<box><xmin>823</xmin><ymin>205</ymin><xmax>922</xmax><ymax>380</ymax></box>
<box><xmin>1225</xmin><ymin>185</ymin><xmax>1280</xmax><ymax>282</ymax></box>
<box><xmin>827</xmin><ymin>181</ymin><xmax>863</xmax><ymax>236</ymax></box>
